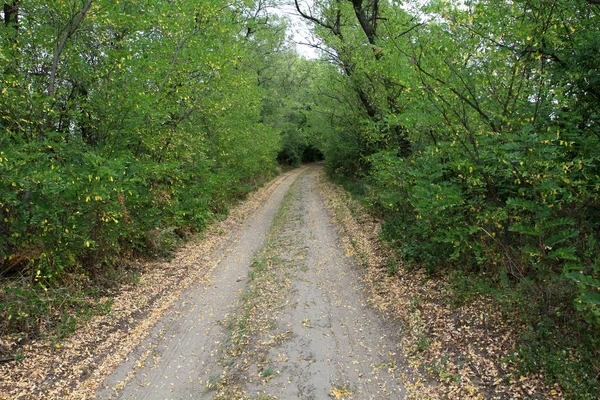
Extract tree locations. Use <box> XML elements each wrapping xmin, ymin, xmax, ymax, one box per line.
<box><xmin>0</xmin><ymin>0</ymin><xmax>285</xmax><ymax>335</ymax></box>
<box><xmin>296</xmin><ymin>0</ymin><xmax>600</xmax><ymax>394</ymax></box>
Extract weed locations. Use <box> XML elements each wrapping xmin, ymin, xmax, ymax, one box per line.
<box><xmin>408</xmin><ymin>295</ymin><xmax>422</xmax><ymax>313</ymax></box>
<box><xmin>386</xmin><ymin>257</ymin><xmax>399</xmax><ymax>276</ymax></box>
<box><xmin>127</xmin><ymin>270</ymin><xmax>141</xmax><ymax>285</ymax></box>
<box><xmin>425</xmin><ymin>356</ymin><xmax>460</xmax><ymax>382</ymax></box>
<box><xmin>12</xmin><ymin>347</ymin><xmax>24</xmax><ymax>363</ymax></box>
<box><xmin>261</xmin><ymin>366</ymin><xmax>273</xmax><ymax>378</ymax></box>
<box><xmin>416</xmin><ymin>335</ymin><xmax>432</xmax><ymax>352</ymax></box>
<box><xmin>206</xmin><ymin>374</ymin><xmax>221</xmax><ymax>391</ymax></box>
<box><xmin>329</xmin><ymin>382</ymin><xmax>353</xmax><ymax>398</ymax></box>
<box><xmin>352</xmin><ymin>249</ymin><xmax>367</xmax><ymax>265</ymax></box>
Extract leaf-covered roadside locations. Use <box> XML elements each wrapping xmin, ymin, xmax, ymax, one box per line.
<box><xmin>316</xmin><ymin>169</ymin><xmax>561</xmax><ymax>399</ymax></box>
<box><xmin>0</xmin><ymin>171</ymin><xmax>293</xmax><ymax>400</ymax></box>
<box><xmin>291</xmin><ymin>0</ymin><xmax>599</xmax><ymax>396</ymax></box>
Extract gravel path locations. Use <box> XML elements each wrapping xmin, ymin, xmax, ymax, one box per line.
<box><xmin>96</xmin><ymin>165</ymin><xmax>406</xmax><ymax>399</ymax></box>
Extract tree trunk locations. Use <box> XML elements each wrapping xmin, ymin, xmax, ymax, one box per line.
<box><xmin>3</xmin><ymin>1</ymin><xmax>18</xmax><ymax>27</ymax></box>
<box><xmin>48</xmin><ymin>0</ymin><xmax>93</xmax><ymax>99</ymax></box>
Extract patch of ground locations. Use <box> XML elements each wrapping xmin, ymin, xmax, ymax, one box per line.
<box><xmin>2</xmin><ymin>164</ymin><xmax>561</xmax><ymax>400</ymax></box>
<box><xmin>0</xmin><ymin>168</ymin><xmax>305</xmax><ymax>400</ymax></box>
<box><xmin>213</xmin><ymin>166</ymin><xmax>407</xmax><ymax>399</ymax></box>
<box><xmin>316</xmin><ymin>169</ymin><xmax>563</xmax><ymax>399</ymax></box>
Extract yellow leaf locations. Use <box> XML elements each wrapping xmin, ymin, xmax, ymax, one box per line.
<box><xmin>329</xmin><ymin>387</ymin><xmax>352</xmax><ymax>398</ymax></box>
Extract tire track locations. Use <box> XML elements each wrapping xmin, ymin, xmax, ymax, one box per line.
<box><xmin>217</xmin><ymin>166</ymin><xmax>407</xmax><ymax>399</ymax></box>
<box><xmin>95</xmin><ymin>167</ymin><xmax>307</xmax><ymax>400</ymax></box>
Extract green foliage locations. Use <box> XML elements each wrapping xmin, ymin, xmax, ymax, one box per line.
<box><xmin>0</xmin><ymin>284</ymin><xmax>113</xmax><ymax>339</ymax></box>
<box><xmin>0</xmin><ymin>0</ymin><xmax>284</xmax><ymax>336</ymax></box>
<box><xmin>259</xmin><ymin>51</ymin><xmax>326</xmax><ymax>167</ymax></box>
<box><xmin>518</xmin><ymin>325</ymin><xmax>599</xmax><ymax>399</ymax></box>
<box><xmin>296</xmin><ymin>0</ymin><xmax>600</xmax><ymax>395</ymax></box>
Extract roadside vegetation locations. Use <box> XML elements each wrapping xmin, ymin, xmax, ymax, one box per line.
<box><xmin>292</xmin><ymin>0</ymin><xmax>600</xmax><ymax>398</ymax></box>
<box><xmin>1</xmin><ymin>0</ymin><xmax>599</xmax><ymax>398</ymax></box>
<box><xmin>0</xmin><ymin>0</ymin><xmax>287</xmax><ymax>345</ymax></box>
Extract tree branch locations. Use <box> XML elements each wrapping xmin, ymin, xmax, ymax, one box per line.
<box><xmin>48</xmin><ymin>0</ymin><xmax>93</xmax><ymax>99</ymax></box>
<box><xmin>3</xmin><ymin>1</ymin><xmax>19</xmax><ymax>27</ymax></box>
<box><xmin>294</xmin><ymin>0</ymin><xmax>343</xmax><ymax>38</ymax></box>
<box><xmin>350</xmin><ymin>0</ymin><xmax>377</xmax><ymax>45</ymax></box>
<box><xmin>395</xmin><ymin>22</ymin><xmax>425</xmax><ymax>39</ymax></box>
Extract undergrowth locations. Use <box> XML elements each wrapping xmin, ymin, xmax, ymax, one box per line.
<box><xmin>0</xmin><ymin>174</ymin><xmax>276</xmax><ymax>345</ymax></box>
<box><xmin>332</xmin><ymin>174</ymin><xmax>600</xmax><ymax>399</ymax></box>
<box><xmin>450</xmin><ymin>271</ymin><xmax>600</xmax><ymax>398</ymax></box>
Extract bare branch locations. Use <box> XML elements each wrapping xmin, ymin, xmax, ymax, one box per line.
<box><xmin>294</xmin><ymin>0</ymin><xmax>327</xmax><ymax>28</ymax></box>
<box><xmin>395</xmin><ymin>22</ymin><xmax>425</xmax><ymax>39</ymax></box>
<box><xmin>294</xmin><ymin>0</ymin><xmax>342</xmax><ymax>37</ymax></box>
<box><xmin>297</xmin><ymin>41</ymin><xmax>339</xmax><ymax>60</ymax></box>
<box><xmin>48</xmin><ymin>0</ymin><xmax>93</xmax><ymax>98</ymax></box>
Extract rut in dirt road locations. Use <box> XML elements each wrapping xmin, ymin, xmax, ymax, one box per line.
<box><xmin>95</xmin><ymin>167</ymin><xmax>305</xmax><ymax>400</ymax></box>
<box><xmin>96</xmin><ymin>166</ymin><xmax>407</xmax><ymax>399</ymax></box>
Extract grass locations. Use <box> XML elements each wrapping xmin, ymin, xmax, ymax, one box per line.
<box><xmin>424</xmin><ymin>356</ymin><xmax>461</xmax><ymax>383</ymax></box>
<box><xmin>329</xmin><ymin>382</ymin><xmax>354</xmax><ymax>398</ymax></box>
<box><xmin>415</xmin><ymin>335</ymin><xmax>432</xmax><ymax>352</ymax></box>
<box><xmin>261</xmin><ymin>366</ymin><xmax>273</xmax><ymax>378</ymax></box>
<box><xmin>206</xmin><ymin>374</ymin><xmax>221</xmax><ymax>391</ymax></box>
<box><xmin>386</xmin><ymin>256</ymin><xmax>399</xmax><ymax>276</ymax></box>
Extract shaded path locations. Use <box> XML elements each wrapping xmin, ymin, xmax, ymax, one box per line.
<box><xmin>97</xmin><ymin>166</ymin><xmax>406</xmax><ymax>399</ymax></box>
<box><xmin>96</xmin><ymin>168</ymin><xmax>306</xmax><ymax>399</ymax></box>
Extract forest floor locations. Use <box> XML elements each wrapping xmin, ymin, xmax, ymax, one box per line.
<box><xmin>1</xmin><ymin>165</ymin><xmax>560</xmax><ymax>399</ymax></box>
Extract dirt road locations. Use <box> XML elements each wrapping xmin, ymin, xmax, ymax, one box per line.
<box><xmin>96</xmin><ymin>166</ymin><xmax>406</xmax><ymax>399</ymax></box>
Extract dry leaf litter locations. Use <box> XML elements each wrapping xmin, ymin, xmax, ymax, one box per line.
<box><xmin>315</xmin><ymin>169</ymin><xmax>562</xmax><ymax>400</ymax></box>
<box><xmin>0</xmin><ymin>171</ymin><xmax>297</xmax><ymax>400</ymax></box>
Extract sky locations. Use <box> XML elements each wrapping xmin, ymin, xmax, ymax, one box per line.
<box><xmin>270</xmin><ymin>1</ymin><xmax>320</xmax><ymax>59</ymax></box>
